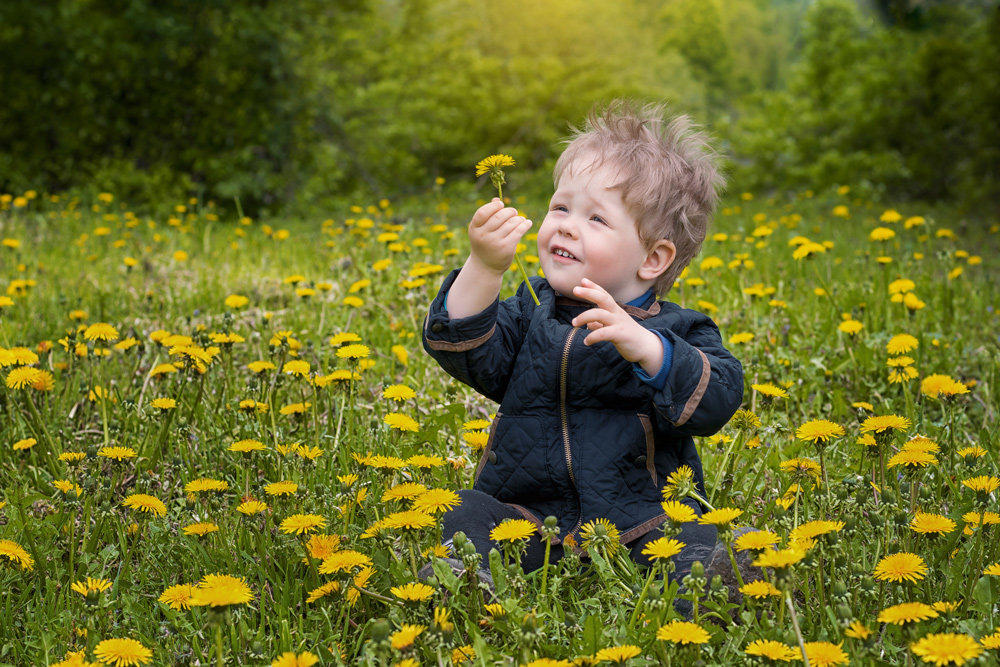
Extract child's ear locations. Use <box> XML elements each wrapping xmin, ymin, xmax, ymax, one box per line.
<box><xmin>638</xmin><ymin>240</ymin><xmax>676</xmax><ymax>281</ymax></box>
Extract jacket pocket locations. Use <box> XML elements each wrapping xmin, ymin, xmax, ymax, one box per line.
<box><xmin>473</xmin><ymin>413</ymin><xmax>500</xmax><ymax>486</ymax></box>
<box><xmin>637</xmin><ymin>413</ymin><xmax>657</xmax><ymax>486</ymax></box>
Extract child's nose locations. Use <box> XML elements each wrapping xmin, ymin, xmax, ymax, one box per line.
<box><xmin>556</xmin><ymin>216</ymin><xmax>579</xmax><ymax>238</ymax></box>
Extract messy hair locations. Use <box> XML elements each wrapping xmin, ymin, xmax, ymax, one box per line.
<box><xmin>553</xmin><ymin>100</ymin><xmax>725</xmax><ymax>295</ymax></box>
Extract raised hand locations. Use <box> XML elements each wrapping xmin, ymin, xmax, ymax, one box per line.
<box><xmin>468</xmin><ymin>198</ymin><xmax>533</xmax><ymax>275</ymax></box>
<box><xmin>570</xmin><ymin>278</ymin><xmax>663</xmax><ymax>375</ymax></box>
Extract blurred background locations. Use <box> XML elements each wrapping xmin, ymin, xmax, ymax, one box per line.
<box><xmin>1</xmin><ymin>0</ymin><xmax>996</xmax><ymax>214</ymax></box>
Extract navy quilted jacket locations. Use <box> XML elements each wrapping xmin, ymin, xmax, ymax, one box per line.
<box><xmin>423</xmin><ymin>269</ymin><xmax>744</xmax><ymax>543</ymax></box>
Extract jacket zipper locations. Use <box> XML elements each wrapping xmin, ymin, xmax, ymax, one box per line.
<box><xmin>560</xmin><ymin>328</ymin><xmax>582</xmax><ymax>535</ymax></box>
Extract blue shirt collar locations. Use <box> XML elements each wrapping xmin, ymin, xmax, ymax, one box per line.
<box><xmin>626</xmin><ymin>289</ymin><xmax>655</xmax><ymax>309</ymax></box>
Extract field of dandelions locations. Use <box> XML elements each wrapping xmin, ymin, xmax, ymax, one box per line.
<box><xmin>1</xmin><ymin>185</ymin><xmax>999</xmax><ymax>667</ymax></box>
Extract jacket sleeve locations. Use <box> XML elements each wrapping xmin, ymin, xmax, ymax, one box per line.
<box><xmin>421</xmin><ymin>269</ymin><xmax>533</xmax><ymax>404</ymax></box>
<box><xmin>650</xmin><ymin>314</ymin><xmax>744</xmax><ymax>437</ymax></box>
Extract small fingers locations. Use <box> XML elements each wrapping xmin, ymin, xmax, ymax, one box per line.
<box><xmin>470</xmin><ymin>199</ymin><xmax>506</xmax><ymax>227</ymax></box>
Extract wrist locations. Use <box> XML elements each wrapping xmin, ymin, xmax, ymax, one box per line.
<box><xmin>469</xmin><ymin>253</ymin><xmax>508</xmax><ymax>278</ymax></box>
<box><xmin>636</xmin><ymin>329</ymin><xmax>664</xmax><ymax>376</ymax></box>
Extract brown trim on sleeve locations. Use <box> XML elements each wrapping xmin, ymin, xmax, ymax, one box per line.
<box><xmin>424</xmin><ymin>323</ymin><xmax>497</xmax><ymax>352</ymax></box>
<box><xmin>620</xmin><ymin>514</ymin><xmax>667</xmax><ymax>544</ymax></box>
<box><xmin>638</xmin><ymin>413</ymin><xmax>656</xmax><ymax>486</ymax></box>
<box><xmin>674</xmin><ymin>349</ymin><xmax>711</xmax><ymax>426</ymax></box>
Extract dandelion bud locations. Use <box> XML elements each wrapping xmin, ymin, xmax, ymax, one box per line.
<box><xmin>894</xmin><ymin>510</ymin><xmax>909</xmax><ymax>527</ymax></box>
<box><xmin>837</xmin><ymin>603</ymin><xmax>853</xmax><ymax>620</ymax></box>
<box><xmin>451</xmin><ymin>531</ymin><xmax>467</xmax><ymax>550</ymax></box>
<box><xmin>370</xmin><ymin>619</ymin><xmax>391</xmax><ymax>642</ymax></box>
<box><xmin>869</xmin><ymin>513</ymin><xmax>884</xmax><ymax>528</ymax></box>
<box><xmin>690</xmin><ymin>561</ymin><xmax>705</xmax><ymax>579</ymax></box>
<box><xmin>832</xmin><ymin>581</ymin><xmax>849</xmax><ymax>599</ymax></box>
<box><xmin>882</xmin><ymin>490</ymin><xmax>897</xmax><ymax>505</ymax></box>
<box><xmin>709</xmin><ymin>574</ymin><xmax>724</xmax><ymax>592</ymax></box>
<box><xmin>860</xmin><ymin>575</ymin><xmax>875</xmax><ymax>592</ymax></box>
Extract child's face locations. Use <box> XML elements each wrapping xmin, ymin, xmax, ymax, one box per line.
<box><xmin>538</xmin><ymin>155</ymin><xmax>655</xmax><ymax>303</ymax></box>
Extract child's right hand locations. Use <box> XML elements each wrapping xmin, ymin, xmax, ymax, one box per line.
<box><xmin>467</xmin><ymin>198</ymin><xmax>533</xmax><ymax>275</ymax></box>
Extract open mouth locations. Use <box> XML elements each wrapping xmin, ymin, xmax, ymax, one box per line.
<box><xmin>552</xmin><ymin>247</ymin><xmax>578</xmax><ymax>261</ymax></box>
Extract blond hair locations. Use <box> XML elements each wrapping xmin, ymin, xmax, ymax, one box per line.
<box><xmin>554</xmin><ymin>100</ymin><xmax>725</xmax><ymax>295</ymax></box>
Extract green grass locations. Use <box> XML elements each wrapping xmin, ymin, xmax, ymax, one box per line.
<box><xmin>0</xmin><ymin>187</ymin><xmax>999</xmax><ymax>666</ymax></box>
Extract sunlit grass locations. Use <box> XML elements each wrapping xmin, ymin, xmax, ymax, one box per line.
<box><xmin>1</xmin><ymin>188</ymin><xmax>998</xmax><ymax>666</ymax></box>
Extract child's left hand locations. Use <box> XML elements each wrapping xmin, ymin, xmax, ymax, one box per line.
<box><xmin>570</xmin><ymin>278</ymin><xmax>663</xmax><ymax>375</ymax></box>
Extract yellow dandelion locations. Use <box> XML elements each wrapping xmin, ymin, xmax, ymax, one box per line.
<box><xmin>744</xmin><ymin>639</ymin><xmax>799</xmax><ymax>662</ymax></box>
<box><xmin>874</xmin><ymin>552</ymin><xmax>928</xmax><ymax>583</ymax></box>
<box><xmin>878</xmin><ymin>601</ymin><xmax>939</xmax><ymax>625</ymax></box>
<box><xmin>698</xmin><ymin>507</ymin><xmax>743</xmax><ymax>526</ymax></box>
<box><xmin>734</xmin><ymin>529</ymin><xmax>780</xmax><ymax>552</ymax></box>
<box><xmin>189</xmin><ymin>573</ymin><xmax>254</xmax><ymax>607</ymax></box>
<box><xmin>795</xmin><ymin>419</ymin><xmax>845</xmax><ymax>444</ymax></box>
<box><xmin>641</xmin><ymin>537</ymin><xmax>686</xmax><ymax>562</ymax></box>
<box><xmin>474</xmin><ymin>154</ymin><xmax>515</xmax><ymax>177</ymax></box>
<box><xmin>740</xmin><ymin>580</ymin><xmax>782</xmax><ymax>599</ymax></box>
<box><xmin>158</xmin><ymin>583</ymin><xmax>196</xmax><ymax>610</ymax></box>
<box><xmin>122</xmin><ymin>494</ymin><xmax>167</xmax><ymax>517</ymax></box>
<box><xmin>753</xmin><ymin>546</ymin><xmax>808</xmax><ymax>570</ymax></box>
<box><xmin>390</xmin><ymin>582</ymin><xmax>435</xmax><ymax>602</ymax></box>
<box><xmin>279</xmin><ymin>513</ymin><xmax>327</xmax><ymax>535</ymax></box>
<box><xmin>910</xmin><ymin>633</ymin><xmax>983</xmax><ymax>666</ymax></box>
<box><xmin>83</xmin><ymin>322</ymin><xmax>119</xmax><ymax>342</ymax></box>
<box><xmin>93</xmin><ymin>638</ymin><xmax>152</xmax><ymax>667</ymax></box>
<box><xmin>383</xmin><ymin>384</ymin><xmax>417</xmax><ymax>401</ymax></box>
<box><xmin>384</xmin><ymin>412</ymin><xmax>420</xmax><ymax>432</ymax></box>
<box><xmin>0</xmin><ymin>538</ymin><xmax>34</xmax><ymax>571</ymax></box>
<box><xmin>265</xmin><ymin>481</ymin><xmax>298</xmax><ymax>496</ymax></box>
<box><xmin>656</xmin><ymin>620</ymin><xmax>711</xmax><ymax>645</ymax></box>
<box><xmin>887</xmin><ymin>450</ymin><xmax>938</xmax><ymax>469</ymax></box>
<box><xmin>593</xmin><ymin>645</ymin><xmax>642</xmax><ymax>663</ymax></box>
<box><xmin>306</xmin><ymin>580</ymin><xmax>341</xmax><ymax>603</ymax></box>
<box><xmin>887</xmin><ymin>333</ymin><xmax>919</xmax><ymax>355</ymax></box>
<box><xmin>962</xmin><ymin>475</ymin><xmax>1000</xmax><ymax>494</ymax></box>
<box><xmin>861</xmin><ymin>414</ymin><xmax>911</xmax><ymax>434</ymax></box>
<box><xmin>182</xmin><ymin>522</ymin><xmax>219</xmax><ymax>537</ymax></box>
<box><xmin>751</xmin><ymin>382</ymin><xmax>788</xmax><ymax>398</ymax></box>
<box><xmin>411</xmin><ymin>488</ymin><xmax>461</xmax><ymax>514</ymax></box>
<box><xmin>804</xmin><ymin>641</ymin><xmax>849</xmax><ymax>667</ymax></box>
<box><xmin>270</xmin><ymin>651</ymin><xmax>319</xmax><ymax>667</ymax></box>
<box><xmin>910</xmin><ymin>512</ymin><xmax>956</xmax><ymax>535</ymax></box>
<box><xmin>390</xmin><ymin>624</ymin><xmax>426</xmax><ymax>650</ymax></box>
<box><xmin>185</xmin><ymin>478</ymin><xmax>229</xmax><ymax>493</ymax></box>
<box><xmin>336</xmin><ymin>344</ymin><xmax>370</xmax><ymax>359</ymax></box>
<box><xmin>490</xmin><ymin>518</ymin><xmax>536</xmax><ymax>543</ymax></box>
<box><xmin>660</xmin><ymin>500</ymin><xmax>698</xmax><ymax>524</ymax></box>
<box><xmin>236</xmin><ymin>500</ymin><xmax>267</xmax><ymax>516</ymax></box>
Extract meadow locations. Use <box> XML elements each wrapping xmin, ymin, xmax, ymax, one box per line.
<box><xmin>1</xmin><ymin>183</ymin><xmax>999</xmax><ymax>667</ymax></box>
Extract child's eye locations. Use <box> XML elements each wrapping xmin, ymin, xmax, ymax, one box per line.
<box><xmin>551</xmin><ymin>205</ymin><xmax>568</xmax><ymax>213</ymax></box>
<box><xmin>591</xmin><ymin>215</ymin><xmax>608</xmax><ymax>226</ymax></box>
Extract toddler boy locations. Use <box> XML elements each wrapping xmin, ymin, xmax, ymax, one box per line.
<box><xmin>422</xmin><ymin>101</ymin><xmax>743</xmax><ymax>581</ymax></box>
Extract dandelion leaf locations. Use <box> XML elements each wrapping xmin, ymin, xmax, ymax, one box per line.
<box><xmin>430</xmin><ymin>558</ymin><xmax>462</xmax><ymax>593</ymax></box>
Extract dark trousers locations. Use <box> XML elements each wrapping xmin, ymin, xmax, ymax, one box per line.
<box><xmin>440</xmin><ymin>489</ymin><xmax>717</xmax><ymax>582</ymax></box>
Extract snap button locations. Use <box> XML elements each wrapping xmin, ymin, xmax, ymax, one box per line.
<box><xmin>430</xmin><ymin>322</ymin><xmax>444</xmax><ymax>333</ymax></box>
<box><xmin>634</xmin><ymin>455</ymin><xmax>647</xmax><ymax>466</ymax></box>
<box><xmin>488</xmin><ymin>451</ymin><xmax>497</xmax><ymax>464</ymax></box>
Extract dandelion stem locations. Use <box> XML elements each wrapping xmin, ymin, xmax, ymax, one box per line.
<box><xmin>513</xmin><ymin>252</ymin><xmax>540</xmax><ymax>306</ymax></box>
<box><xmin>785</xmin><ymin>590</ymin><xmax>810</xmax><ymax>667</ymax></box>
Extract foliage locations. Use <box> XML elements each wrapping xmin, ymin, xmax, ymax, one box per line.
<box><xmin>727</xmin><ymin>0</ymin><xmax>1000</xmax><ymax>209</ymax></box>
